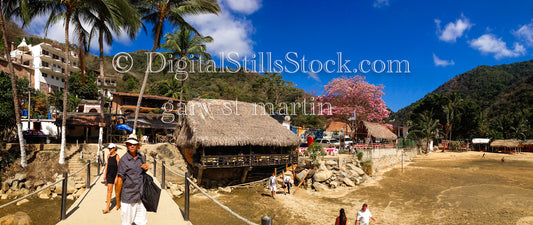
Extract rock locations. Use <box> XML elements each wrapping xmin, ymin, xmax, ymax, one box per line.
<box><xmin>0</xmin><ymin>212</ymin><xmax>32</xmax><ymax>225</ymax></box>
<box><xmin>352</xmin><ymin>167</ymin><xmax>365</xmax><ymax>176</ymax></box>
<box><xmin>326</xmin><ymin>160</ymin><xmax>337</xmax><ymax>166</ymax></box>
<box><xmin>346</xmin><ymin>163</ymin><xmax>358</xmax><ymax>171</ymax></box>
<box><xmin>343</xmin><ymin>177</ymin><xmax>355</xmax><ymax>187</ymax></box>
<box><xmin>67</xmin><ymin>194</ymin><xmax>74</xmax><ymax>200</ymax></box>
<box><xmin>51</xmin><ymin>193</ymin><xmax>58</xmax><ymax>198</ymax></box>
<box><xmin>14</xmin><ymin>173</ymin><xmax>26</xmax><ymax>181</ymax></box>
<box><xmin>1</xmin><ymin>182</ymin><xmax>9</xmax><ymax>192</ymax></box>
<box><xmin>73</xmin><ymin>188</ymin><xmax>85</xmax><ymax>198</ymax></box>
<box><xmin>16</xmin><ymin>199</ymin><xmax>30</xmax><ymax>206</ymax></box>
<box><xmin>4</xmin><ymin>178</ymin><xmax>14</xmax><ymax>185</ymax></box>
<box><xmin>34</xmin><ymin>180</ymin><xmax>45</xmax><ymax>187</ymax></box>
<box><xmin>38</xmin><ymin>192</ymin><xmax>50</xmax><ymax>199</ymax></box>
<box><xmin>354</xmin><ymin>178</ymin><xmax>361</xmax><ymax>185</ymax></box>
<box><xmin>11</xmin><ymin>181</ymin><xmax>19</xmax><ymax>191</ymax></box>
<box><xmin>313</xmin><ymin>169</ymin><xmax>333</xmax><ymax>182</ymax></box>
<box><xmin>55</xmin><ymin>181</ymin><xmax>76</xmax><ymax>195</ymax></box>
<box><xmin>296</xmin><ymin>169</ymin><xmax>308</xmax><ymax>182</ymax></box>
<box><xmin>172</xmin><ymin>189</ymin><xmax>183</xmax><ymax>198</ymax></box>
<box><xmin>218</xmin><ymin>187</ymin><xmax>232</xmax><ymax>193</ymax></box>
<box><xmin>1</xmin><ymin>194</ymin><xmax>7</xmax><ymax>200</ymax></box>
<box><xmin>313</xmin><ymin>182</ymin><xmax>328</xmax><ymax>191</ymax></box>
<box><xmin>6</xmin><ymin>189</ymin><xmax>12</xmax><ymax>197</ymax></box>
<box><xmin>18</xmin><ymin>182</ymin><xmax>25</xmax><ymax>189</ymax></box>
<box><xmin>75</xmin><ymin>183</ymin><xmax>86</xmax><ymax>189</ymax></box>
<box><xmin>24</xmin><ymin>181</ymin><xmax>33</xmax><ymax>190</ymax></box>
<box><xmin>305</xmin><ymin>179</ymin><xmax>312</xmax><ymax>190</ymax></box>
<box><xmin>330</xmin><ymin>181</ymin><xmax>339</xmax><ymax>188</ymax></box>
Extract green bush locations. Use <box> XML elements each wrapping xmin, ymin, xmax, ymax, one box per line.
<box><xmin>306</xmin><ymin>143</ymin><xmax>325</xmax><ymax>167</ymax></box>
<box><xmin>357</xmin><ymin>151</ymin><xmax>364</xmax><ymax>161</ymax></box>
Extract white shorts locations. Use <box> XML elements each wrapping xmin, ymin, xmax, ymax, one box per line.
<box><xmin>270</xmin><ymin>185</ymin><xmax>277</xmax><ymax>192</ymax></box>
<box><xmin>121</xmin><ymin>201</ymin><xmax>147</xmax><ymax>225</ymax></box>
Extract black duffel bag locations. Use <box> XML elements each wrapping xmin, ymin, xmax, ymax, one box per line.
<box><xmin>142</xmin><ymin>171</ymin><xmax>161</xmax><ymax>212</ymax></box>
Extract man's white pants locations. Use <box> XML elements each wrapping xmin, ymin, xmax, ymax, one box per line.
<box><xmin>121</xmin><ymin>201</ymin><xmax>147</xmax><ymax>225</ymax></box>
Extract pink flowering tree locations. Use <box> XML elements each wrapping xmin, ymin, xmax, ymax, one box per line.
<box><xmin>315</xmin><ymin>76</ymin><xmax>391</xmax><ymax>131</ymax></box>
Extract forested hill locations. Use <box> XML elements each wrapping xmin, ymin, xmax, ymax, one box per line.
<box><xmin>391</xmin><ymin>60</ymin><xmax>533</xmax><ymax>139</ymax></box>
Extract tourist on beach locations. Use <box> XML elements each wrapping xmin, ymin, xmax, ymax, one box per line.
<box><xmin>355</xmin><ymin>203</ymin><xmax>377</xmax><ymax>225</ymax></box>
<box><xmin>102</xmin><ymin>143</ymin><xmax>120</xmax><ymax>214</ymax></box>
<box><xmin>482</xmin><ymin>153</ymin><xmax>486</xmax><ymax>159</ymax></box>
<box><xmin>269</xmin><ymin>172</ymin><xmax>278</xmax><ymax>199</ymax></box>
<box><xmin>283</xmin><ymin>173</ymin><xmax>293</xmax><ymax>194</ymax></box>
<box><xmin>335</xmin><ymin>208</ymin><xmax>347</xmax><ymax>225</ymax></box>
<box><xmin>501</xmin><ymin>157</ymin><xmax>505</xmax><ymax>163</ymax></box>
<box><xmin>116</xmin><ymin>134</ymin><xmax>149</xmax><ymax>225</ymax></box>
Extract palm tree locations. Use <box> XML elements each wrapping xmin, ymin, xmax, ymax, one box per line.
<box><xmin>442</xmin><ymin>94</ymin><xmax>462</xmax><ymax>142</ymax></box>
<box><xmin>411</xmin><ymin>111</ymin><xmax>440</xmax><ymax>154</ymax></box>
<box><xmin>131</xmin><ymin>0</ymin><xmax>220</xmax><ymax>131</ymax></box>
<box><xmin>40</xmin><ymin>0</ymin><xmax>110</xmax><ymax>164</ymax></box>
<box><xmin>89</xmin><ymin>0</ymin><xmax>140</xmax><ymax>160</ymax></box>
<box><xmin>161</xmin><ymin>27</ymin><xmax>213</xmax><ymax>113</ymax></box>
<box><xmin>0</xmin><ymin>0</ymin><xmax>30</xmax><ymax>167</ymax></box>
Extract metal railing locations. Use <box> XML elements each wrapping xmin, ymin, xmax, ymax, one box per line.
<box><xmin>200</xmin><ymin>154</ymin><xmax>295</xmax><ymax>168</ymax></box>
<box><xmin>156</xmin><ymin>157</ymin><xmax>273</xmax><ymax>225</ymax></box>
<box><xmin>0</xmin><ymin>161</ymin><xmax>92</xmax><ymax>222</ymax></box>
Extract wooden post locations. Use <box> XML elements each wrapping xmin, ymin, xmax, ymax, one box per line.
<box><xmin>184</xmin><ymin>172</ymin><xmax>190</xmax><ymax>221</ymax></box>
<box><xmin>60</xmin><ymin>172</ymin><xmax>68</xmax><ymax>220</ymax></box>
<box><xmin>87</xmin><ymin>160</ymin><xmax>91</xmax><ymax>189</ymax></box>
<box><xmin>161</xmin><ymin>161</ymin><xmax>165</xmax><ymax>189</ymax></box>
<box><xmin>153</xmin><ymin>158</ymin><xmax>157</xmax><ymax>178</ymax></box>
<box><xmin>241</xmin><ymin>167</ymin><xmax>252</xmax><ymax>183</ymax></box>
<box><xmin>261</xmin><ymin>216</ymin><xmax>272</xmax><ymax>225</ymax></box>
<box><xmin>294</xmin><ymin>169</ymin><xmax>312</xmax><ymax>194</ymax></box>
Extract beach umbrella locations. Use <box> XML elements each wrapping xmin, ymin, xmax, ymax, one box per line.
<box><xmin>115</xmin><ymin>123</ymin><xmax>133</xmax><ymax>131</ymax></box>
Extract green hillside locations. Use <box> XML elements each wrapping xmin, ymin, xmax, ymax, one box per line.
<box><xmin>391</xmin><ymin>60</ymin><xmax>533</xmax><ymax>140</ymax></box>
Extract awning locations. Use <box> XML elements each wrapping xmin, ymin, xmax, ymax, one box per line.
<box><xmin>472</xmin><ymin>138</ymin><xmax>490</xmax><ymax>144</ymax></box>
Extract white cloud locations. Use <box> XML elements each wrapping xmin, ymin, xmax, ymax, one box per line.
<box><xmin>435</xmin><ymin>16</ymin><xmax>473</xmax><ymax>43</ymax></box>
<box><xmin>513</xmin><ymin>22</ymin><xmax>533</xmax><ymax>47</ymax></box>
<box><xmin>373</xmin><ymin>0</ymin><xmax>390</xmax><ymax>8</ymax></box>
<box><xmin>21</xmin><ymin>14</ymin><xmax>134</xmax><ymax>54</ymax></box>
<box><xmin>432</xmin><ymin>53</ymin><xmax>455</xmax><ymax>67</ymax></box>
<box><xmin>186</xmin><ymin>3</ymin><xmax>255</xmax><ymax>58</ymax></box>
<box><xmin>225</xmin><ymin>0</ymin><xmax>261</xmax><ymax>14</ymax></box>
<box><xmin>469</xmin><ymin>34</ymin><xmax>526</xmax><ymax>59</ymax></box>
<box><xmin>307</xmin><ymin>72</ymin><xmax>320</xmax><ymax>82</ymax></box>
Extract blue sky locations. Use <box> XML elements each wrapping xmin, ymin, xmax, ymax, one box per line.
<box><xmin>26</xmin><ymin>0</ymin><xmax>533</xmax><ymax>111</ymax></box>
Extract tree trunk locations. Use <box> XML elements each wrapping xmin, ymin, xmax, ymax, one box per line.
<box><xmin>59</xmin><ymin>15</ymin><xmax>71</xmax><ymax>164</ymax></box>
<box><xmin>97</xmin><ymin>17</ymin><xmax>105</xmax><ymax>161</ymax></box>
<box><xmin>133</xmin><ymin>17</ymin><xmax>163</xmax><ymax>131</ymax></box>
<box><xmin>0</xmin><ymin>6</ymin><xmax>27</xmax><ymax>167</ymax></box>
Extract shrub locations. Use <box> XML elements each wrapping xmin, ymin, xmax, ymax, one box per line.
<box><xmin>357</xmin><ymin>151</ymin><xmax>364</xmax><ymax>161</ymax></box>
<box><xmin>361</xmin><ymin>160</ymin><xmax>373</xmax><ymax>176</ymax></box>
<box><xmin>306</xmin><ymin>142</ymin><xmax>325</xmax><ymax>167</ymax></box>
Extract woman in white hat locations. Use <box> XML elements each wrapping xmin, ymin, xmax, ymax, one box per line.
<box><xmin>102</xmin><ymin>143</ymin><xmax>120</xmax><ymax>214</ymax></box>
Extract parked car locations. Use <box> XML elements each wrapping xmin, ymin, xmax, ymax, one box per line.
<box><xmin>316</xmin><ymin>138</ymin><xmax>339</xmax><ymax>148</ymax></box>
<box><xmin>331</xmin><ymin>136</ymin><xmax>353</xmax><ymax>148</ymax></box>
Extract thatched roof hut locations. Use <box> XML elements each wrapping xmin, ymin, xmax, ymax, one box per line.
<box><xmin>362</xmin><ymin>121</ymin><xmax>397</xmax><ymax>140</ymax></box>
<box><xmin>176</xmin><ymin>99</ymin><xmax>300</xmax><ymax>149</ymax></box>
<box><xmin>490</xmin><ymin>139</ymin><xmax>522</xmax><ymax>148</ymax></box>
<box><xmin>523</xmin><ymin>140</ymin><xmax>533</xmax><ymax>146</ymax></box>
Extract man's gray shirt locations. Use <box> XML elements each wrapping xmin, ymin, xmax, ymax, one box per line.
<box><xmin>117</xmin><ymin>152</ymin><xmax>144</xmax><ymax>203</ymax></box>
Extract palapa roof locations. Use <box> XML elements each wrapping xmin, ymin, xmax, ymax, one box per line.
<box><xmin>524</xmin><ymin>140</ymin><xmax>533</xmax><ymax>146</ymax></box>
<box><xmin>125</xmin><ymin>113</ymin><xmax>178</xmax><ymax>129</ymax></box>
<box><xmin>176</xmin><ymin>99</ymin><xmax>300</xmax><ymax>148</ymax></box>
<box><xmin>362</xmin><ymin>121</ymin><xmax>397</xmax><ymax>140</ymax></box>
<box><xmin>490</xmin><ymin>139</ymin><xmax>522</xmax><ymax>148</ymax></box>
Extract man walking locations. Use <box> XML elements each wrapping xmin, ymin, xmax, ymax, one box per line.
<box><xmin>283</xmin><ymin>173</ymin><xmax>293</xmax><ymax>194</ymax></box>
<box><xmin>269</xmin><ymin>172</ymin><xmax>277</xmax><ymax>199</ymax></box>
<box><xmin>355</xmin><ymin>203</ymin><xmax>377</xmax><ymax>225</ymax></box>
<box><xmin>116</xmin><ymin>134</ymin><xmax>149</xmax><ymax>225</ymax></box>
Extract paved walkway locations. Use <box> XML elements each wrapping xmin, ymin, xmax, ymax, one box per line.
<box><xmin>57</xmin><ymin>148</ymin><xmax>190</xmax><ymax>225</ymax></box>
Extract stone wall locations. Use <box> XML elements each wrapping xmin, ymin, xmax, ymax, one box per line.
<box><xmin>360</xmin><ymin>148</ymin><xmax>418</xmax><ymax>173</ymax></box>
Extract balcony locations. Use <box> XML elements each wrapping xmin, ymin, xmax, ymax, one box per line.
<box><xmin>199</xmin><ymin>154</ymin><xmax>295</xmax><ymax>168</ymax></box>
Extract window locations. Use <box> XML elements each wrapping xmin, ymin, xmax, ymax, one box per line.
<box><xmin>61</xmin><ymin>79</ymin><xmax>65</xmax><ymax>82</ymax></box>
<box><xmin>42</xmin><ymin>61</ymin><xmax>49</xmax><ymax>68</ymax></box>
<box><xmin>42</xmin><ymin>73</ymin><xmax>48</xmax><ymax>78</ymax></box>
<box><xmin>51</xmin><ymin>75</ymin><xmax>55</xmax><ymax>79</ymax></box>
<box><xmin>52</xmin><ymin>54</ymin><xmax>59</xmax><ymax>60</ymax></box>
<box><xmin>42</xmin><ymin>50</ymin><xmax>49</xmax><ymax>56</ymax></box>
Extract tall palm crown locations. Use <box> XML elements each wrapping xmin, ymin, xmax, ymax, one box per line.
<box><xmin>131</xmin><ymin>0</ymin><xmax>220</xmax><ymax>131</ymax></box>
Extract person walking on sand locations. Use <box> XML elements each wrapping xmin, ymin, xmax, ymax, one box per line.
<box><xmin>102</xmin><ymin>143</ymin><xmax>120</xmax><ymax>214</ymax></box>
<box><xmin>481</xmin><ymin>152</ymin><xmax>486</xmax><ymax>159</ymax></box>
<box><xmin>355</xmin><ymin>203</ymin><xmax>377</xmax><ymax>225</ymax></box>
<box><xmin>283</xmin><ymin>173</ymin><xmax>293</xmax><ymax>195</ymax></box>
<box><xmin>269</xmin><ymin>172</ymin><xmax>278</xmax><ymax>199</ymax></box>
<box><xmin>335</xmin><ymin>208</ymin><xmax>347</xmax><ymax>225</ymax></box>
<box><xmin>116</xmin><ymin>134</ymin><xmax>149</xmax><ymax>225</ymax></box>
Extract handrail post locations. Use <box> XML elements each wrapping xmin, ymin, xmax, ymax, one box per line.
<box><xmin>87</xmin><ymin>160</ymin><xmax>91</xmax><ymax>188</ymax></box>
<box><xmin>153</xmin><ymin>158</ymin><xmax>157</xmax><ymax>178</ymax></box>
<box><xmin>261</xmin><ymin>216</ymin><xmax>272</xmax><ymax>225</ymax></box>
<box><xmin>60</xmin><ymin>172</ymin><xmax>68</xmax><ymax>220</ymax></box>
<box><xmin>184</xmin><ymin>172</ymin><xmax>190</xmax><ymax>221</ymax></box>
<box><xmin>161</xmin><ymin>161</ymin><xmax>165</xmax><ymax>189</ymax></box>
